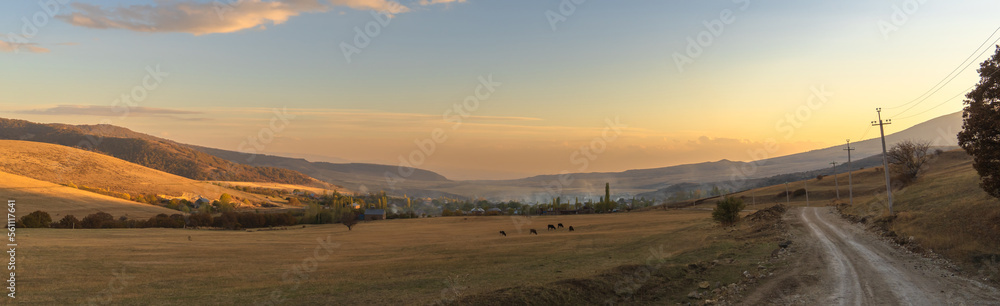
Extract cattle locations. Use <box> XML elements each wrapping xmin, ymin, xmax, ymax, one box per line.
<box><xmin>568</xmin><ymin>226</ymin><xmax>574</xmax><ymax>232</ymax></box>
<box><xmin>547</xmin><ymin>224</ymin><xmax>557</xmax><ymax>230</ymax></box>
<box><xmin>499</xmin><ymin>231</ymin><xmax>507</xmax><ymax>237</ymax></box>
<box><xmin>530</xmin><ymin>229</ymin><xmax>538</xmax><ymax>235</ymax></box>
<box><xmin>557</xmin><ymin>223</ymin><xmax>564</xmax><ymax>228</ymax></box>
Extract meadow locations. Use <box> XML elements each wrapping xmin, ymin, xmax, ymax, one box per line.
<box><xmin>16</xmin><ymin>209</ymin><xmax>781</xmax><ymax>304</ymax></box>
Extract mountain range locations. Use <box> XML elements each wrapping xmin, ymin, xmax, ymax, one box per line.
<box><xmin>0</xmin><ymin>111</ymin><xmax>964</xmax><ymax>202</ymax></box>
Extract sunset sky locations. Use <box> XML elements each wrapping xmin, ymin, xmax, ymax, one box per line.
<box><xmin>1</xmin><ymin>0</ymin><xmax>998</xmax><ymax>179</ymax></box>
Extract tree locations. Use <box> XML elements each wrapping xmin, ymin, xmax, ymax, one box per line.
<box><xmin>340</xmin><ymin>212</ymin><xmax>359</xmax><ymax>231</ymax></box>
<box><xmin>958</xmin><ymin>45</ymin><xmax>1000</xmax><ymax>200</ymax></box>
<box><xmin>219</xmin><ymin>193</ymin><xmax>233</xmax><ymax>205</ymax></box>
<box><xmin>56</xmin><ymin>215</ymin><xmax>80</xmax><ymax>229</ymax></box>
<box><xmin>81</xmin><ymin>212</ymin><xmax>115</xmax><ymax>229</ymax></box>
<box><xmin>712</xmin><ymin>197</ymin><xmax>745</xmax><ymax>226</ymax></box>
<box><xmin>19</xmin><ymin>211</ymin><xmax>52</xmax><ymax>228</ymax></box>
<box><xmin>605</xmin><ymin>182</ymin><xmax>611</xmax><ymax>206</ymax></box>
<box><xmin>886</xmin><ymin>139</ymin><xmax>931</xmax><ymax>186</ymax></box>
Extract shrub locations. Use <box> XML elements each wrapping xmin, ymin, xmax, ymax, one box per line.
<box><xmin>793</xmin><ymin>188</ymin><xmax>807</xmax><ymax>197</ymax></box>
<box><xmin>712</xmin><ymin>197</ymin><xmax>745</xmax><ymax>226</ymax></box>
<box><xmin>887</xmin><ymin>139</ymin><xmax>931</xmax><ymax>186</ymax></box>
<box><xmin>19</xmin><ymin>211</ymin><xmax>52</xmax><ymax>228</ymax></box>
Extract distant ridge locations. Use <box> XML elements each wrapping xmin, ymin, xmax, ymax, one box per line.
<box><xmin>0</xmin><ymin>118</ymin><xmax>315</xmax><ymax>185</ymax></box>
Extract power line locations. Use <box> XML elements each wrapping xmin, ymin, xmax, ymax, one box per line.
<box><xmin>894</xmin><ymin>52</ymin><xmax>1000</xmax><ymax>122</ymax></box>
<box><xmin>886</xmin><ymin>25</ymin><xmax>1000</xmax><ymax>112</ymax></box>
<box><xmin>891</xmin><ymin>35</ymin><xmax>1000</xmax><ymax>118</ymax></box>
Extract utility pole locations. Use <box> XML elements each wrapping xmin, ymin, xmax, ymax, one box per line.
<box><xmin>845</xmin><ymin>139</ymin><xmax>855</xmax><ymax>206</ymax></box>
<box><xmin>873</xmin><ymin>108</ymin><xmax>894</xmax><ymax>215</ymax></box>
<box><xmin>830</xmin><ymin>161</ymin><xmax>840</xmax><ymax>200</ymax></box>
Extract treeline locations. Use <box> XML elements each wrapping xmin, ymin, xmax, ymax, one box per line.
<box><xmin>16</xmin><ymin>210</ymin><xmax>298</xmax><ymax>230</ymax></box>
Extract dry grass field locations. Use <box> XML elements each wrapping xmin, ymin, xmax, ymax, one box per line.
<box><xmin>0</xmin><ymin>170</ymin><xmax>180</xmax><ymax>219</ymax></box>
<box><xmin>16</xmin><ymin>209</ymin><xmax>780</xmax><ymax>304</ymax></box>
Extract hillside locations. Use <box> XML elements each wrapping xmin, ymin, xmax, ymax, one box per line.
<box><xmin>0</xmin><ymin>118</ymin><xmax>315</xmax><ymax>184</ymax></box>
<box><xmin>0</xmin><ymin>140</ymin><xmax>278</xmax><ymax>206</ymax></box>
<box><xmin>0</xmin><ymin>170</ymin><xmax>181</xmax><ymax>219</ymax></box>
<box><xmin>672</xmin><ymin>149</ymin><xmax>1000</xmax><ymax>284</ymax></box>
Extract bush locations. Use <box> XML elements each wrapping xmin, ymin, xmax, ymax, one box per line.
<box><xmin>887</xmin><ymin>139</ymin><xmax>931</xmax><ymax>186</ymax></box>
<box><xmin>19</xmin><ymin>211</ymin><xmax>52</xmax><ymax>228</ymax></box>
<box><xmin>712</xmin><ymin>197</ymin><xmax>745</xmax><ymax>226</ymax></box>
<box><xmin>793</xmin><ymin>188</ymin><xmax>807</xmax><ymax>197</ymax></box>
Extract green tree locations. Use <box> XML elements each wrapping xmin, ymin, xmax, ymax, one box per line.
<box><xmin>19</xmin><ymin>211</ymin><xmax>52</xmax><ymax>228</ymax></box>
<box><xmin>56</xmin><ymin>215</ymin><xmax>80</xmax><ymax>229</ymax></box>
<box><xmin>958</xmin><ymin>45</ymin><xmax>1000</xmax><ymax>200</ymax></box>
<box><xmin>605</xmin><ymin>182</ymin><xmax>611</xmax><ymax>206</ymax></box>
<box><xmin>712</xmin><ymin>197</ymin><xmax>745</xmax><ymax>226</ymax></box>
<box><xmin>219</xmin><ymin>193</ymin><xmax>233</xmax><ymax>205</ymax></box>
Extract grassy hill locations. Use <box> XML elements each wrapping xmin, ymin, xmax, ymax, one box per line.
<box><xmin>672</xmin><ymin>149</ymin><xmax>1000</xmax><ymax>284</ymax></box>
<box><xmin>0</xmin><ymin>118</ymin><xmax>315</xmax><ymax>184</ymax></box>
<box><xmin>0</xmin><ymin>170</ymin><xmax>180</xmax><ymax>219</ymax></box>
<box><xmin>0</xmin><ymin>140</ymin><xmax>281</xmax><ymax>207</ymax></box>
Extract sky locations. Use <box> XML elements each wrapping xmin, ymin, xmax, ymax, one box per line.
<box><xmin>1</xmin><ymin>0</ymin><xmax>998</xmax><ymax>180</ymax></box>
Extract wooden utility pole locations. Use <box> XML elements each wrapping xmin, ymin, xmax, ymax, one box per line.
<box><xmin>873</xmin><ymin>108</ymin><xmax>894</xmax><ymax>215</ymax></box>
<box><xmin>845</xmin><ymin>139</ymin><xmax>855</xmax><ymax>206</ymax></box>
<box><xmin>830</xmin><ymin>161</ymin><xmax>840</xmax><ymax>200</ymax></box>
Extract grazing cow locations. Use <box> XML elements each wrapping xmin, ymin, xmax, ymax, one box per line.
<box><xmin>499</xmin><ymin>231</ymin><xmax>507</xmax><ymax>237</ymax></box>
<box><xmin>568</xmin><ymin>226</ymin><xmax>574</xmax><ymax>232</ymax></box>
<box><xmin>530</xmin><ymin>229</ymin><xmax>538</xmax><ymax>235</ymax></box>
<box><xmin>547</xmin><ymin>224</ymin><xmax>557</xmax><ymax>230</ymax></box>
<box><xmin>557</xmin><ymin>223</ymin><xmax>564</xmax><ymax>228</ymax></box>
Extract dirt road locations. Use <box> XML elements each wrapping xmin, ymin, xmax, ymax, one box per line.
<box><xmin>746</xmin><ymin>207</ymin><xmax>1000</xmax><ymax>305</ymax></box>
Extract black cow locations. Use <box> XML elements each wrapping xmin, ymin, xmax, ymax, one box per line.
<box><xmin>568</xmin><ymin>226</ymin><xmax>574</xmax><ymax>232</ymax></box>
<box><xmin>499</xmin><ymin>231</ymin><xmax>507</xmax><ymax>237</ymax></box>
<box><xmin>547</xmin><ymin>224</ymin><xmax>557</xmax><ymax>230</ymax></box>
<box><xmin>557</xmin><ymin>223</ymin><xmax>564</xmax><ymax>228</ymax></box>
<box><xmin>530</xmin><ymin>229</ymin><xmax>538</xmax><ymax>235</ymax></box>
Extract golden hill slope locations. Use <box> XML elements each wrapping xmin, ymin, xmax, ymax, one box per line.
<box><xmin>0</xmin><ymin>170</ymin><xmax>179</xmax><ymax>219</ymax></box>
<box><xmin>0</xmin><ymin>140</ymin><xmax>274</xmax><ymax>206</ymax></box>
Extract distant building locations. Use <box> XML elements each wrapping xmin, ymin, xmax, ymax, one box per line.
<box><xmin>470</xmin><ymin>207</ymin><xmax>485</xmax><ymax>216</ymax></box>
<box><xmin>363</xmin><ymin>209</ymin><xmax>386</xmax><ymax>221</ymax></box>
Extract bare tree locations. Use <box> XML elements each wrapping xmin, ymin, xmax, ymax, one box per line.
<box><xmin>340</xmin><ymin>212</ymin><xmax>359</xmax><ymax>231</ymax></box>
<box><xmin>886</xmin><ymin>140</ymin><xmax>932</xmax><ymax>185</ymax></box>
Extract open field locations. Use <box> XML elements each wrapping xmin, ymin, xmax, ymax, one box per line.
<box><xmin>18</xmin><ymin>209</ymin><xmax>781</xmax><ymax>304</ymax></box>
<box><xmin>0</xmin><ymin>170</ymin><xmax>180</xmax><ymax>219</ymax></box>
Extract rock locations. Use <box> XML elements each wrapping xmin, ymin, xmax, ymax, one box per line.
<box><xmin>704</xmin><ymin>299</ymin><xmax>716</xmax><ymax>304</ymax></box>
<box><xmin>687</xmin><ymin>291</ymin><xmax>701</xmax><ymax>299</ymax></box>
<box><xmin>778</xmin><ymin>240</ymin><xmax>792</xmax><ymax>248</ymax></box>
<box><xmin>699</xmin><ymin>281</ymin><xmax>711</xmax><ymax>289</ymax></box>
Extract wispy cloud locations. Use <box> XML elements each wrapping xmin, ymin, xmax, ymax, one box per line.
<box><xmin>418</xmin><ymin>0</ymin><xmax>465</xmax><ymax>5</ymax></box>
<box><xmin>55</xmin><ymin>0</ymin><xmax>448</xmax><ymax>35</ymax></box>
<box><xmin>17</xmin><ymin>105</ymin><xmax>203</xmax><ymax>120</ymax></box>
<box><xmin>0</xmin><ymin>40</ymin><xmax>50</xmax><ymax>53</ymax></box>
